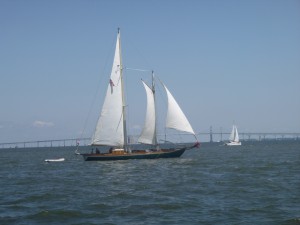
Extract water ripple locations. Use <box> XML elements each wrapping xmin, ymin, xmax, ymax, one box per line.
<box><xmin>0</xmin><ymin>141</ymin><xmax>299</xmax><ymax>224</ymax></box>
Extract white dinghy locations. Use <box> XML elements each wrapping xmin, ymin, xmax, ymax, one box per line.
<box><xmin>44</xmin><ymin>158</ymin><xmax>65</xmax><ymax>162</ymax></box>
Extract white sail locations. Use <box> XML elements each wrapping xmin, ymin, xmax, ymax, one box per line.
<box><xmin>138</xmin><ymin>81</ymin><xmax>157</xmax><ymax>145</ymax></box>
<box><xmin>228</xmin><ymin>124</ymin><xmax>240</xmax><ymax>143</ymax></box>
<box><xmin>234</xmin><ymin>126</ymin><xmax>239</xmax><ymax>142</ymax></box>
<box><xmin>91</xmin><ymin>31</ymin><xmax>124</xmax><ymax>146</ymax></box>
<box><xmin>226</xmin><ymin>123</ymin><xmax>242</xmax><ymax>146</ymax></box>
<box><xmin>229</xmin><ymin>125</ymin><xmax>235</xmax><ymax>142</ymax></box>
<box><xmin>163</xmin><ymin>84</ymin><xmax>195</xmax><ymax>135</ymax></box>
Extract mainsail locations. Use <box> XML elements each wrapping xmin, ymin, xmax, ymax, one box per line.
<box><xmin>91</xmin><ymin>31</ymin><xmax>124</xmax><ymax>146</ymax></box>
<box><xmin>229</xmin><ymin>125</ymin><xmax>239</xmax><ymax>143</ymax></box>
<box><xmin>234</xmin><ymin>126</ymin><xmax>239</xmax><ymax>142</ymax></box>
<box><xmin>229</xmin><ymin>125</ymin><xmax>235</xmax><ymax>142</ymax></box>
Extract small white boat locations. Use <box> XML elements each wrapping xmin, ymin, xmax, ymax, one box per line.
<box><xmin>44</xmin><ymin>158</ymin><xmax>65</xmax><ymax>162</ymax></box>
<box><xmin>225</xmin><ymin>124</ymin><xmax>241</xmax><ymax>146</ymax></box>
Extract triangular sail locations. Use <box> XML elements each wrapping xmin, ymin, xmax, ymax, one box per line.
<box><xmin>91</xmin><ymin>32</ymin><xmax>124</xmax><ymax>146</ymax></box>
<box><xmin>229</xmin><ymin>125</ymin><xmax>235</xmax><ymax>142</ymax></box>
<box><xmin>229</xmin><ymin>125</ymin><xmax>240</xmax><ymax>143</ymax></box>
<box><xmin>163</xmin><ymin>84</ymin><xmax>195</xmax><ymax>135</ymax></box>
<box><xmin>138</xmin><ymin>81</ymin><xmax>157</xmax><ymax>145</ymax></box>
<box><xmin>234</xmin><ymin>126</ymin><xmax>239</xmax><ymax>142</ymax></box>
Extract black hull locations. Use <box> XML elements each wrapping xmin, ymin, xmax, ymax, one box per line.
<box><xmin>82</xmin><ymin>147</ymin><xmax>187</xmax><ymax>161</ymax></box>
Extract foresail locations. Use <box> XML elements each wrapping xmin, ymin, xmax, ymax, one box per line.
<box><xmin>138</xmin><ymin>81</ymin><xmax>157</xmax><ymax>145</ymax></box>
<box><xmin>163</xmin><ymin>84</ymin><xmax>195</xmax><ymax>135</ymax></box>
<box><xmin>91</xmin><ymin>32</ymin><xmax>124</xmax><ymax>146</ymax></box>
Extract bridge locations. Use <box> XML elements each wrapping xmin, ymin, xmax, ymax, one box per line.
<box><xmin>0</xmin><ymin>132</ymin><xmax>299</xmax><ymax>149</ymax></box>
<box><xmin>0</xmin><ymin>138</ymin><xmax>90</xmax><ymax>149</ymax></box>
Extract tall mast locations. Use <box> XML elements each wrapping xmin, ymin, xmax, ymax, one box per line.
<box><xmin>118</xmin><ymin>28</ymin><xmax>128</xmax><ymax>150</ymax></box>
<box><xmin>152</xmin><ymin>71</ymin><xmax>158</xmax><ymax>148</ymax></box>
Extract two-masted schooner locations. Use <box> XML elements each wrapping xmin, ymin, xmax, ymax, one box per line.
<box><xmin>77</xmin><ymin>29</ymin><xmax>199</xmax><ymax>161</ymax></box>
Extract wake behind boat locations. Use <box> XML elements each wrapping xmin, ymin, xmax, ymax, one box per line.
<box><xmin>76</xmin><ymin>29</ymin><xmax>199</xmax><ymax>161</ymax></box>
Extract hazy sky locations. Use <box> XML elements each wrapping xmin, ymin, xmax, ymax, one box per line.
<box><xmin>1</xmin><ymin>0</ymin><xmax>299</xmax><ymax>143</ymax></box>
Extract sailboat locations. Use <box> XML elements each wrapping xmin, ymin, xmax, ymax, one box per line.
<box><xmin>76</xmin><ymin>29</ymin><xmax>199</xmax><ymax>161</ymax></box>
<box><xmin>225</xmin><ymin>124</ymin><xmax>241</xmax><ymax>146</ymax></box>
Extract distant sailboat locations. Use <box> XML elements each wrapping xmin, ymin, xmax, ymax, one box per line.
<box><xmin>225</xmin><ymin>124</ymin><xmax>241</xmax><ymax>146</ymax></box>
<box><xmin>76</xmin><ymin>29</ymin><xmax>199</xmax><ymax>161</ymax></box>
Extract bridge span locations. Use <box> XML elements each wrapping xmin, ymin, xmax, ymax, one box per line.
<box><xmin>0</xmin><ymin>132</ymin><xmax>299</xmax><ymax>149</ymax></box>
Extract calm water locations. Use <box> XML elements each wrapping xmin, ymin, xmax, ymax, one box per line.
<box><xmin>0</xmin><ymin>141</ymin><xmax>299</xmax><ymax>225</ymax></box>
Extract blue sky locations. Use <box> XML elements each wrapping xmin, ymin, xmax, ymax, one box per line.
<box><xmin>0</xmin><ymin>0</ymin><xmax>299</xmax><ymax>143</ymax></box>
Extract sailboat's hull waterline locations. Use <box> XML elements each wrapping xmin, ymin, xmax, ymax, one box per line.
<box><xmin>225</xmin><ymin>142</ymin><xmax>241</xmax><ymax>146</ymax></box>
<box><xmin>81</xmin><ymin>145</ymin><xmax>198</xmax><ymax>161</ymax></box>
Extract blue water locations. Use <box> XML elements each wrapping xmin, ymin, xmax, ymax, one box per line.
<box><xmin>0</xmin><ymin>141</ymin><xmax>299</xmax><ymax>225</ymax></box>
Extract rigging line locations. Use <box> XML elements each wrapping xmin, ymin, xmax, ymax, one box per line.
<box><xmin>79</xmin><ymin>34</ymin><xmax>116</xmax><ymax>142</ymax></box>
<box><xmin>124</xmin><ymin>67</ymin><xmax>152</xmax><ymax>72</ymax></box>
<box><xmin>125</xmin><ymin>34</ymin><xmax>153</xmax><ymax>72</ymax></box>
<box><xmin>154</xmin><ymin>75</ymin><xmax>168</xmax><ymax>106</ymax></box>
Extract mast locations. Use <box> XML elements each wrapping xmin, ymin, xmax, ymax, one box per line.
<box><xmin>118</xmin><ymin>28</ymin><xmax>128</xmax><ymax>150</ymax></box>
<box><xmin>151</xmin><ymin>71</ymin><xmax>158</xmax><ymax>148</ymax></box>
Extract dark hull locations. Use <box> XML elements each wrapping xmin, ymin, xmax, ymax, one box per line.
<box><xmin>82</xmin><ymin>147</ymin><xmax>187</xmax><ymax>161</ymax></box>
